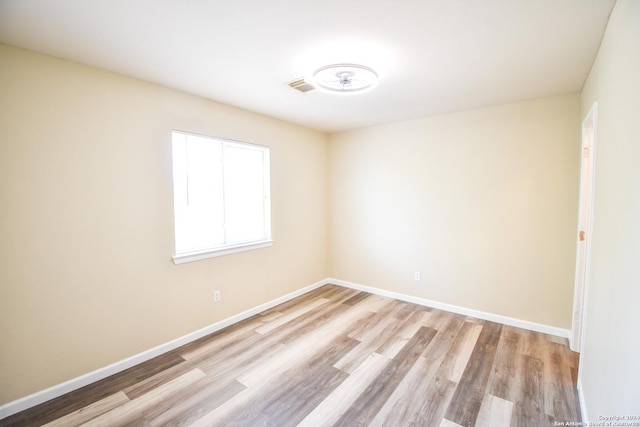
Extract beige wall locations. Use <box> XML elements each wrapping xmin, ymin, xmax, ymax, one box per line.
<box><xmin>579</xmin><ymin>0</ymin><xmax>640</xmax><ymax>417</ymax></box>
<box><xmin>0</xmin><ymin>37</ymin><xmax>594</xmax><ymax>410</ymax></box>
<box><xmin>328</xmin><ymin>94</ymin><xmax>580</xmax><ymax>328</ymax></box>
<box><xmin>0</xmin><ymin>44</ymin><xmax>328</xmax><ymax>404</ymax></box>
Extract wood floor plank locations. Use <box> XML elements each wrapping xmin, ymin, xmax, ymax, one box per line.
<box><xmin>423</xmin><ymin>307</ymin><xmax>464</xmax><ymax>331</ymax></box>
<box><xmin>41</xmin><ymin>392</ymin><xmax>130</xmax><ymax>427</ymax></box>
<box><xmin>194</xmin><ymin>300</ymin><xmax>351</xmax><ymax>376</ymax></box>
<box><xmin>178</xmin><ymin>319</ymin><xmax>261</xmax><ymax>361</ymax></box>
<box><xmin>371</xmin><ymin>357</ymin><xmax>456</xmax><ymax>427</ymax></box>
<box><xmin>511</xmin><ymin>354</ymin><xmax>545</xmax><ymax>427</ymax></box>
<box><xmin>520</xmin><ymin>328</ymin><xmax>545</xmax><ymax>359</ymax></box>
<box><xmin>543</xmin><ymin>342</ymin><xmax>579</xmax><ymax>422</ymax></box>
<box><xmin>392</xmin><ymin>301</ymin><xmax>425</xmax><ymax>321</ymax></box>
<box><xmin>276</xmin><ymin>298</ymin><xmax>354</xmax><ymax>346</ymax></box>
<box><xmin>189</xmin><ymin>335</ymin><xmax>357</xmax><ymax>427</ymax></box>
<box><xmin>257</xmin><ymin>284</ymin><xmax>343</xmax><ymax>317</ymax></box>
<box><xmin>338</xmin><ymin>305</ymin><xmax>424</xmax><ymax>372</ymax></box>
<box><xmin>254</xmin><ymin>297</ymin><xmax>330</xmax><ymax>334</ymax></box>
<box><xmin>313</xmin><ymin>284</ymin><xmax>360</xmax><ymax>302</ymax></box>
<box><xmin>487</xmin><ymin>325</ymin><xmax>522</xmax><ymax>402</ymax></box>
<box><xmin>334</xmin><ymin>316</ymin><xmax>397</xmax><ymax>374</ymax></box>
<box><xmin>123</xmin><ymin>355</ymin><xmax>196</xmax><ymax>400</ymax></box>
<box><xmin>78</xmin><ymin>368</ymin><xmax>206</xmax><ymax>427</ymax></box>
<box><xmin>298</xmin><ymin>352</ymin><xmax>390</xmax><ymax>427</ymax></box>
<box><xmin>421</xmin><ymin>313</ymin><xmax>466</xmax><ymax>364</ymax></box>
<box><xmin>358</xmin><ymin>293</ymin><xmax>398</xmax><ymax>314</ymax></box>
<box><xmin>444</xmin><ymin>320</ymin><xmax>503</xmax><ymax>427</ymax></box>
<box><xmin>346</xmin><ymin>310</ymin><xmax>395</xmax><ymax>343</ymax></box>
<box><xmin>236</xmin><ymin>330</ymin><xmax>335</xmax><ymax>389</ymax></box>
<box><xmin>414</xmin><ymin>374</ymin><xmax>458</xmax><ymax>426</ymax></box>
<box><xmin>342</xmin><ymin>290</ymin><xmax>372</xmax><ymax>306</ymax></box>
<box><xmin>198</xmin><ymin>333</ymin><xmax>284</xmax><ymax>376</ymax></box>
<box><xmin>377</xmin><ymin>309</ymin><xmax>433</xmax><ymax>359</ymax></box>
<box><xmin>439</xmin><ymin>320</ymin><xmax>484</xmax><ymax>383</ymax></box>
<box><xmin>364</xmin><ymin>308</ymin><xmax>467</xmax><ymax>427</ymax></box>
<box><xmin>2</xmin><ymin>351</ymin><xmax>185</xmax><ymax>426</ymax></box>
<box><xmin>146</xmin><ymin>379</ymin><xmax>245</xmax><ymax>426</ymax></box>
<box><xmin>475</xmin><ymin>393</ymin><xmax>514</xmax><ymax>427</ymax></box>
<box><xmin>440</xmin><ymin>419</ymin><xmax>466</xmax><ymax>427</ymax></box>
<box><xmin>181</xmin><ymin>286</ymin><xmax>353</xmax><ymax>362</ymax></box>
<box><xmin>1</xmin><ymin>284</ymin><xmax>582</xmax><ymax>427</ymax></box>
<box><xmin>332</xmin><ymin>326</ymin><xmax>438</xmax><ymax>427</ymax></box>
<box><xmin>224</xmin><ymin>336</ymin><xmax>356</xmax><ymax>427</ymax></box>
<box><xmin>376</xmin><ymin>299</ymin><xmax>411</xmax><ymax>320</ymax></box>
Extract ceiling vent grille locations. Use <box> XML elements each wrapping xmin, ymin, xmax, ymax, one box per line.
<box><xmin>288</xmin><ymin>78</ymin><xmax>316</xmax><ymax>93</ymax></box>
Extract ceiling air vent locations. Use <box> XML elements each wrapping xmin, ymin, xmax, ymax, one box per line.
<box><xmin>288</xmin><ymin>78</ymin><xmax>316</xmax><ymax>93</ymax></box>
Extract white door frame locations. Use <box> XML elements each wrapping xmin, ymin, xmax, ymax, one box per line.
<box><xmin>570</xmin><ymin>101</ymin><xmax>598</xmax><ymax>353</ymax></box>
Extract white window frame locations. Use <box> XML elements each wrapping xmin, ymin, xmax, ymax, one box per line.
<box><xmin>171</xmin><ymin>130</ymin><xmax>273</xmax><ymax>264</ymax></box>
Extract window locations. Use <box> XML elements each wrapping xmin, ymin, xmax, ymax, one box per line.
<box><xmin>171</xmin><ymin>130</ymin><xmax>272</xmax><ymax>264</ymax></box>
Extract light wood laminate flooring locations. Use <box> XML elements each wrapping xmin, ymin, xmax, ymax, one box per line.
<box><xmin>1</xmin><ymin>284</ymin><xmax>581</xmax><ymax>426</ymax></box>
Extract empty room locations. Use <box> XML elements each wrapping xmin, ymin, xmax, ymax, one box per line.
<box><xmin>0</xmin><ymin>0</ymin><xmax>638</xmax><ymax>425</ymax></box>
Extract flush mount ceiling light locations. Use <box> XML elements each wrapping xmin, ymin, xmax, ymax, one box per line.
<box><xmin>312</xmin><ymin>63</ymin><xmax>378</xmax><ymax>94</ymax></box>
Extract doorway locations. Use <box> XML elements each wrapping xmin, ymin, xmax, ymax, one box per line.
<box><xmin>571</xmin><ymin>101</ymin><xmax>597</xmax><ymax>352</ymax></box>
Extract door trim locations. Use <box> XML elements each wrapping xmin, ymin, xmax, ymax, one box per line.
<box><xmin>570</xmin><ymin>101</ymin><xmax>598</xmax><ymax>352</ymax></box>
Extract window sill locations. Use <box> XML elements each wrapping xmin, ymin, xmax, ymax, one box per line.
<box><xmin>172</xmin><ymin>240</ymin><xmax>274</xmax><ymax>264</ymax></box>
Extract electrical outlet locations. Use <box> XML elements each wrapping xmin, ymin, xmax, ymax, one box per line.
<box><xmin>414</xmin><ymin>271</ymin><xmax>421</xmax><ymax>281</ymax></box>
<box><xmin>214</xmin><ymin>290</ymin><xmax>221</xmax><ymax>302</ymax></box>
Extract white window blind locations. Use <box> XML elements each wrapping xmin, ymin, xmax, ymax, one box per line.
<box><xmin>171</xmin><ymin>131</ymin><xmax>272</xmax><ymax>263</ymax></box>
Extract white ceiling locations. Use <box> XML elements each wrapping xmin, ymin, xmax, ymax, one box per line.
<box><xmin>0</xmin><ymin>0</ymin><xmax>615</xmax><ymax>133</ymax></box>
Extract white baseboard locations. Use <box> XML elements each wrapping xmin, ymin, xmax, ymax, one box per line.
<box><xmin>0</xmin><ymin>278</ymin><xmax>327</xmax><ymax>420</ymax></box>
<box><xmin>1</xmin><ymin>276</ymin><xmax>572</xmax><ymax>420</ymax></box>
<box><xmin>328</xmin><ymin>278</ymin><xmax>572</xmax><ymax>339</ymax></box>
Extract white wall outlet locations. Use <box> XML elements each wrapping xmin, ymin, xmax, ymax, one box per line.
<box><xmin>214</xmin><ymin>290</ymin><xmax>221</xmax><ymax>302</ymax></box>
<box><xmin>414</xmin><ymin>271</ymin><xmax>421</xmax><ymax>281</ymax></box>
